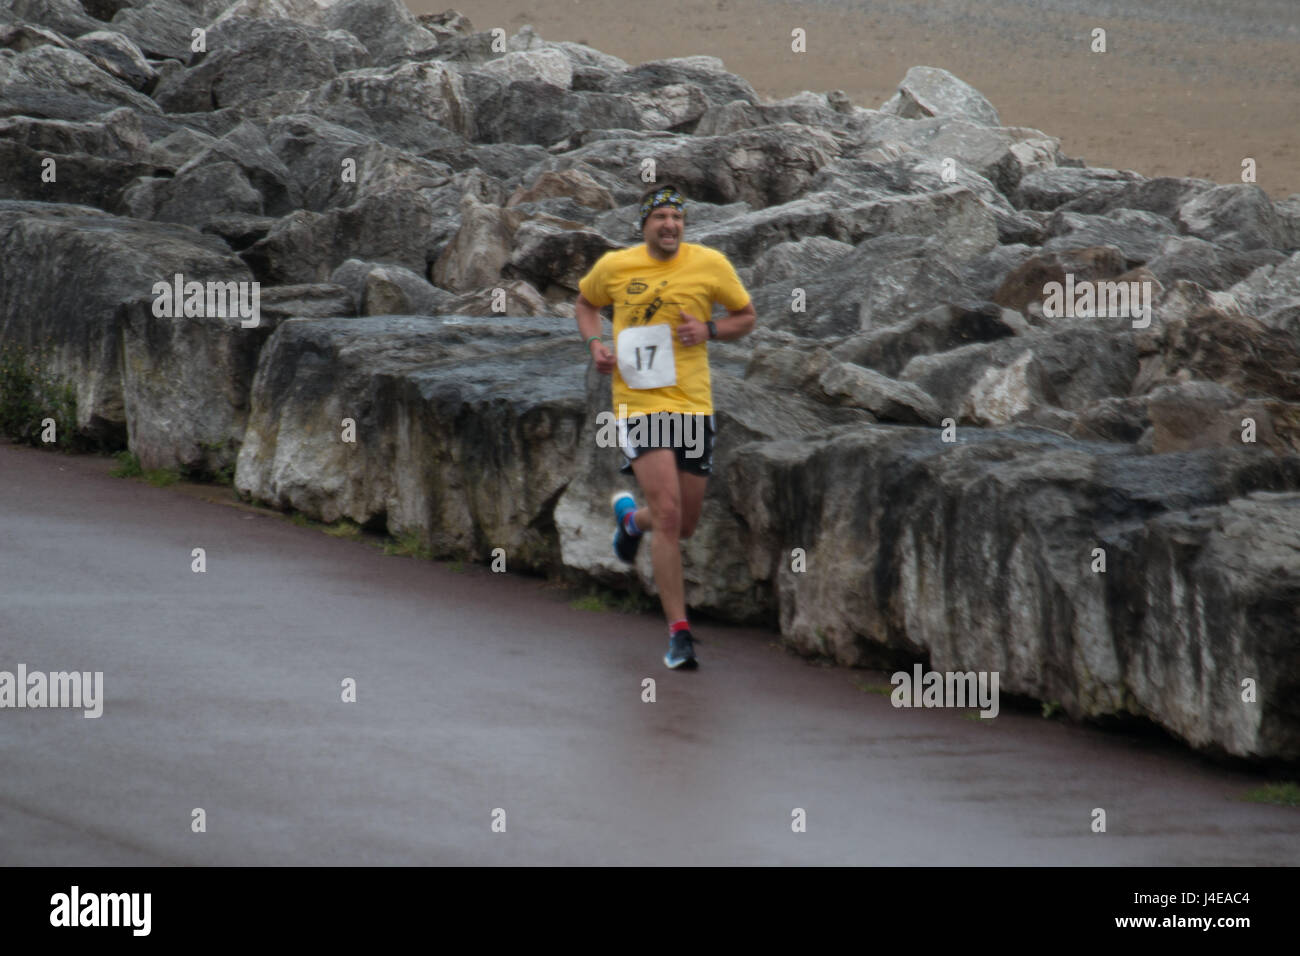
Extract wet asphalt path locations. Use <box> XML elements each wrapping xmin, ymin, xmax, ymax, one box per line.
<box><xmin>0</xmin><ymin>442</ymin><xmax>1295</xmax><ymax>865</ymax></box>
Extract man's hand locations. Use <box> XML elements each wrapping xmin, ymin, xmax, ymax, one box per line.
<box><xmin>676</xmin><ymin>310</ymin><xmax>710</xmax><ymax>346</ymax></box>
<box><xmin>591</xmin><ymin>340</ymin><xmax>615</xmax><ymax>374</ymax></box>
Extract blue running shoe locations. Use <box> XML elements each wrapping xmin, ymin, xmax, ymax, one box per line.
<box><xmin>664</xmin><ymin>630</ymin><xmax>698</xmax><ymax>669</ymax></box>
<box><xmin>611</xmin><ymin>491</ymin><xmax>641</xmax><ymax>563</ymax></box>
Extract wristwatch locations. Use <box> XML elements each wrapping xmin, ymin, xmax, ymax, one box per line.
<box><xmin>706</xmin><ymin>320</ymin><xmax>718</xmax><ymax>340</ymax></box>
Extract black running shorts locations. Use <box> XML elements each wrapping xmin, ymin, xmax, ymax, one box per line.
<box><xmin>618</xmin><ymin>412</ymin><xmax>715</xmax><ymax>476</ymax></box>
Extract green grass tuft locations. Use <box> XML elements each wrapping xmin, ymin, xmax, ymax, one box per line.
<box><xmin>852</xmin><ymin>677</ymin><xmax>894</xmax><ymax>697</ymax></box>
<box><xmin>109</xmin><ymin>450</ymin><xmax>143</xmax><ymax>478</ymax></box>
<box><xmin>1243</xmin><ymin>783</ymin><xmax>1300</xmax><ymax>807</ymax></box>
<box><xmin>323</xmin><ymin>519</ymin><xmax>362</xmax><ymax>539</ymax></box>
<box><xmin>383</xmin><ymin>530</ymin><xmax>432</xmax><ymax>560</ymax></box>
<box><xmin>143</xmin><ymin>467</ymin><xmax>179</xmax><ymax>487</ymax></box>
<box><xmin>0</xmin><ymin>342</ymin><xmax>81</xmax><ymax>449</ymax></box>
<box><xmin>108</xmin><ymin>450</ymin><xmax>178</xmax><ymax>485</ymax></box>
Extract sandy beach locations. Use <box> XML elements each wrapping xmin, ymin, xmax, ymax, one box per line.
<box><xmin>419</xmin><ymin>0</ymin><xmax>1300</xmax><ymax>198</ymax></box>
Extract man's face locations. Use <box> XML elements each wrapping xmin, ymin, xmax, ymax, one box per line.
<box><xmin>642</xmin><ymin>205</ymin><xmax>684</xmax><ymax>258</ymax></box>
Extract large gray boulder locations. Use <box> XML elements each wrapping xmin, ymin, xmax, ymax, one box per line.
<box><xmin>752</xmin><ymin>234</ymin><xmax>982</xmax><ymax>340</ymax></box>
<box><xmin>832</xmin><ymin>301</ymin><xmax>1028</xmax><ymax>377</ymax></box>
<box><xmin>556</xmin><ymin>123</ymin><xmax>841</xmax><ymax>211</ymax></box>
<box><xmin>1229</xmin><ymin>251</ymin><xmax>1300</xmax><ymax>326</ymax></box>
<box><xmin>8</xmin><ymin>0</ymin><xmax>100</xmax><ymax>37</ymax></box>
<box><xmin>0</xmin><ymin>108</ymin><xmax>158</xmax><ymax>210</ymax></box>
<box><xmin>503</xmin><ymin>217</ymin><xmax>619</xmax><ymax>294</ymax></box>
<box><xmin>242</xmin><ymin>183</ymin><xmax>436</xmax><ymax>284</ymax></box>
<box><xmin>293</xmin><ymin>58</ymin><xmax>473</xmax><ymax>153</ymax></box>
<box><xmin>328</xmin><ymin>258</ymin><xmax>458</xmax><ymax>316</ymax></box>
<box><xmin>263</xmin><ymin>113</ymin><xmax>452</xmax><ymax>212</ymax></box>
<box><xmin>236</xmin><ymin>314</ymin><xmax>592</xmax><ymax>569</ymax></box>
<box><xmin>1145</xmin><ymin>235</ymin><xmax>1284</xmax><ymax>292</ymax></box>
<box><xmin>695</xmin><ymin>90</ymin><xmax>850</xmax><ymax>137</ymax></box>
<box><xmin>119</xmin><ymin>282</ymin><xmax>355</xmax><ymax>474</ymax></box>
<box><xmin>854</xmin><ymin>114</ymin><xmax>1057</xmax><ymax>196</ymax></box>
<box><xmin>1176</xmin><ymin>184</ymin><xmax>1286</xmax><ymax>252</ymax></box>
<box><xmin>1042</xmin><ymin>208</ymin><xmax>1178</xmax><ymax>267</ymax></box>
<box><xmin>0</xmin><ymin>199</ymin><xmax>248</xmax><ymax>443</ymax></box>
<box><xmin>603</xmin><ymin>55</ymin><xmax>759</xmax><ymax>111</ymax></box>
<box><xmin>110</xmin><ymin>0</ymin><xmax>201</xmax><ymax>61</ymax></box>
<box><xmin>320</xmin><ymin>0</ymin><xmax>438</xmax><ymax>65</ymax></box>
<box><xmin>0</xmin><ymin>42</ymin><xmax>162</xmax><ymax>120</ymax></box>
<box><xmin>729</xmin><ymin>426</ymin><xmax>1300</xmax><ymax>758</ymax></box>
<box><xmin>1014</xmin><ymin>166</ymin><xmax>1144</xmax><ymax>212</ymax></box>
<box><xmin>72</xmin><ymin>30</ymin><xmax>157</xmax><ymax>92</ymax></box>
<box><xmin>879</xmin><ymin>65</ymin><xmax>1000</xmax><ymax>127</ymax></box>
<box><xmin>1057</xmin><ymin>174</ymin><xmax>1214</xmax><ymax>218</ymax></box>
<box><xmin>899</xmin><ymin>325</ymin><xmax>1141</xmax><ymax>421</ymax></box>
<box><xmin>121</xmin><ymin>119</ymin><xmax>300</xmax><ymax>221</ymax></box>
<box><xmin>750</xmin><ymin>236</ymin><xmax>852</xmax><ymax>287</ymax></box>
<box><xmin>152</xmin><ymin>16</ymin><xmax>371</xmax><ymax>112</ymax></box>
<box><xmin>692</xmin><ymin>185</ymin><xmax>996</xmax><ymax>269</ymax></box>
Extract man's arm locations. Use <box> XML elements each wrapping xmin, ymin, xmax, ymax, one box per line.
<box><xmin>711</xmin><ymin>301</ymin><xmax>756</xmax><ymax>341</ymax></box>
<box><xmin>576</xmin><ymin>293</ymin><xmax>615</xmax><ymax>373</ymax></box>
<box><xmin>575</xmin><ymin>293</ymin><xmax>603</xmax><ymax>345</ymax></box>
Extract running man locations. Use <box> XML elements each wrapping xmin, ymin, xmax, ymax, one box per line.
<box><xmin>575</xmin><ymin>183</ymin><xmax>756</xmax><ymax>669</ymax></box>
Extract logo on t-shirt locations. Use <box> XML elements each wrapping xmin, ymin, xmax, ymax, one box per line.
<box><xmin>626</xmin><ymin>280</ymin><xmax>648</xmax><ymax>294</ymax></box>
<box><xmin>624</xmin><ymin>279</ymin><xmax>677</xmax><ymax>325</ymax></box>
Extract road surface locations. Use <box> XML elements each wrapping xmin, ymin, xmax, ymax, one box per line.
<box><xmin>0</xmin><ymin>441</ymin><xmax>1295</xmax><ymax>864</ymax></box>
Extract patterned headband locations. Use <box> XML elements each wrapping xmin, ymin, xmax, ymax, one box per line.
<box><xmin>639</xmin><ymin>187</ymin><xmax>686</xmax><ymax>230</ymax></box>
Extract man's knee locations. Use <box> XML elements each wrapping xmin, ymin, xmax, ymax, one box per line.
<box><xmin>650</xmin><ymin>500</ymin><xmax>681</xmax><ymax>533</ymax></box>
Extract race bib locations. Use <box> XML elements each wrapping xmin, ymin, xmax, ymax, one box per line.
<box><xmin>616</xmin><ymin>323</ymin><xmax>676</xmax><ymax>389</ymax></box>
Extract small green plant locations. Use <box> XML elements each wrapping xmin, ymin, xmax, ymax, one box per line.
<box><xmin>852</xmin><ymin>678</ymin><xmax>894</xmax><ymax>697</ymax></box>
<box><xmin>0</xmin><ymin>342</ymin><xmax>79</xmax><ymax>449</ymax></box>
<box><xmin>109</xmin><ymin>450</ymin><xmax>178</xmax><ymax>485</ymax></box>
<box><xmin>568</xmin><ymin>587</ymin><xmax>657</xmax><ymax>614</ymax></box>
<box><xmin>288</xmin><ymin>513</ymin><xmax>366</xmax><ymax>540</ymax></box>
<box><xmin>323</xmin><ymin>519</ymin><xmax>362</xmax><ymax>539</ymax></box>
<box><xmin>110</xmin><ymin>450</ymin><xmax>143</xmax><ymax>478</ymax></box>
<box><xmin>193</xmin><ymin>440</ymin><xmax>239</xmax><ymax>486</ymax></box>
<box><xmin>1042</xmin><ymin>700</ymin><xmax>1062</xmax><ymax>719</ymax></box>
<box><xmin>383</xmin><ymin>529</ymin><xmax>431</xmax><ymax>560</ymax></box>
<box><xmin>1243</xmin><ymin>783</ymin><xmax>1300</xmax><ymax>807</ymax></box>
<box><xmin>444</xmin><ymin>559</ymin><xmax>465</xmax><ymax>573</ymax></box>
<box><xmin>144</xmin><ymin>467</ymin><xmax>180</xmax><ymax>487</ymax></box>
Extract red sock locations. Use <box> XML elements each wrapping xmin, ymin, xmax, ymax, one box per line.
<box><xmin>669</xmin><ymin>619</ymin><xmax>690</xmax><ymax>636</ymax></box>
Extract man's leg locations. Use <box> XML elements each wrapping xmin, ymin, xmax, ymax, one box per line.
<box><xmin>677</xmin><ymin>471</ymin><xmax>708</xmax><ymax>540</ymax></box>
<box><xmin>628</xmin><ymin>448</ymin><xmax>686</xmax><ymax>623</ymax></box>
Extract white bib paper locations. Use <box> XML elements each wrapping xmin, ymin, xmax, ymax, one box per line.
<box><xmin>616</xmin><ymin>323</ymin><xmax>676</xmax><ymax>389</ymax></box>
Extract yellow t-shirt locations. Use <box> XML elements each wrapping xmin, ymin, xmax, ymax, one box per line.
<box><xmin>578</xmin><ymin>241</ymin><xmax>750</xmax><ymax>417</ymax></box>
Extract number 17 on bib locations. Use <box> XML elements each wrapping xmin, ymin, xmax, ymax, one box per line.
<box><xmin>616</xmin><ymin>323</ymin><xmax>677</xmax><ymax>389</ymax></box>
